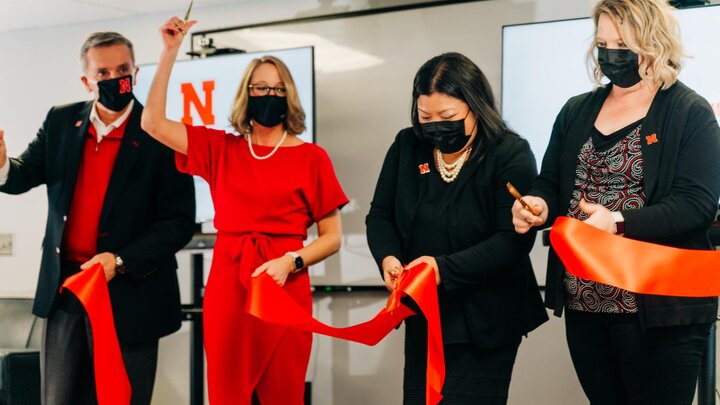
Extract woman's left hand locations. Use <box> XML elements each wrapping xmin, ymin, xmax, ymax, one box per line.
<box><xmin>407</xmin><ymin>256</ymin><xmax>441</xmax><ymax>285</ymax></box>
<box><xmin>159</xmin><ymin>17</ymin><xmax>197</xmax><ymax>53</ymax></box>
<box><xmin>579</xmin><ymin>198</ymin><xmax>615</xmax><ymax>233</ymax></box>
<box><xmin>252</xmin><ymin>255</ymin><xmax>295</xmax><ymax>287</ymax></box>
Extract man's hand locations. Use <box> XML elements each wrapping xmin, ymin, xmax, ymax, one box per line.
<box><xmin>0</xmin><ymin>130</ymin><xmax>7</xmax><ymax>169</ymax></box>
<box><xmin>81</xmin><ymin>252</ymin><xmax>117</xmax><ymax>282</ymax></box>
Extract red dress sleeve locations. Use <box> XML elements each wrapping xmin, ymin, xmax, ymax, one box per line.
<box><xmin>307</xmin><ymin>146</ymin><xmax>349</xmax><ymax>222</ymax></box>
<box><xmin>175</xmin><ymin>124</ymin><xmax>228</xmax><ymax>183</ymax></box>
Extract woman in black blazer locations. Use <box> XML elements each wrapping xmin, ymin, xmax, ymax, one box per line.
<box><xmin>512</xmin><ymin>1</ymin><xmax>720</xmax><ymax>404</ymax></box>
<box><xmin>366</xmin><ymin>52</ymin><xmax>547</xmax><ymax>405</ymax></box>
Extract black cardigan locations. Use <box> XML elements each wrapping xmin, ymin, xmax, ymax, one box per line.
<box><xmin>531</xmin><ymin>81</ymin><xmax>720</xmax><ymax>327</ymax></box>
<box><xmin>366</xmin><ymin>128</ymin><xmax>548</xmax><ymax>348</ymax></box>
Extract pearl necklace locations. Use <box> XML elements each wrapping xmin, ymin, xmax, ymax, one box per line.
<box><xmin>247</xmin><ymin>130</ymin><xmax>287</xmax><ymax>160</ymax></box>
<box><xmin>434</xmin><ymin>147</ymin><xmax>471</xmax><ymax>183</ymax></box>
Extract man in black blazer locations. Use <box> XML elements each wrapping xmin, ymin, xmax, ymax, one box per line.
<box><xmin>0</xmin><ymin>32</ymin><xmax>195</xmax><ymax>405</ymax></box>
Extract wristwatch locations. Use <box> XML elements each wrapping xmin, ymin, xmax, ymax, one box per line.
<box><xmin>285</xmin><ymin>251</ymin><xmax>304</xmax><ymax>273</ymax></box>
<box><xmin>114</xmin><ymin>254</ymin><xmax>127</xmax><ymax>275</ymax></box>
<box><xmin>611</xmin><ymin>211</ymin><xmax>625</xmax><ymax>235</ymax></box>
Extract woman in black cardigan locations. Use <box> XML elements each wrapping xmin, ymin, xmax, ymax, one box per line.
<box><xmin>512</xmin><ymin>0</ymin><xmax>720</xmax><ymax>404</ymax></box>
<box><xmin>366</xmin><ymin>52</ymin><xmax>547</xmax><ymax>405</ymax></box>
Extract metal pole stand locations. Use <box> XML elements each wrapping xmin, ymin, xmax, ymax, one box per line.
<box><xmin>181</xmin><ymin>250</ymin><xmax>206</xmax><ymax>405</ymax></box>
<box><xmin>698</xmin><ymin>322</ymin><xmax>717</xmax><ymax>405</ymax></box>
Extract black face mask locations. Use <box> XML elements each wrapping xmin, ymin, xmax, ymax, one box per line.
<box><xmin>248</xmin><ymin>95</ymin><xmax>288</xmax><ymax>128</ymax></box>
<box><xmin>420</xmin><ymin>117</ymin><xmax>472</xmax><ymax>154</ymax></box>
<box><xmin>597</xmin><ymin>47</ymin><xmax>642</xmax><ymax>88</ymax></box>
<box><xmin>95</xmin><ymin>75</ymin><xmax>134</xmax><ymax>112</ymax></box>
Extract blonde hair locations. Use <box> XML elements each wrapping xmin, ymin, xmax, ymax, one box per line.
<box><xmin>587</xmin><ymin>0</ymin><xmax>684</xmax><ymax>90</ymax></box>
<box><xmin>230</xmin><ymin>55</ymin><xmax>306</xmax><ymax>135</ymax></box>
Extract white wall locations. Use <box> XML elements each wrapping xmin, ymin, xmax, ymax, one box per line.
<box><xmin>1</xmin><ymin>1</ymin><xmax>717</xmax><ymax>404</ymax></box>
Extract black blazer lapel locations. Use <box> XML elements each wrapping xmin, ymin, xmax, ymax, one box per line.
<box><xmin>450</xmin><ymin>145</ymin><xmax>484</xmax><ymax>201</ymax></box>
<box><xmin>99</xmin><ymin>103</ymin><xmax>143</xmax><ymax>229</ymax></box>
<box><xmin>396</xmin><ymin>139</ymin><xmax>433</xmax><ymax>245</ymax></box>
<box><xmin>410</xmin><ymin>140</ymin><xmax>433</xmax><ymax>218</ymax></box>
<box><xmin>567</xmin><ymin>87</ymin><xmax>610</xmax><ymax>157</ymax></box>
<box><xmin>638</xmin><ymin>86</ymin><xmax>673</xmax><ymax>201</ymax></box>
<box><xmin>62</xmin><ymin>102</ymin><xmax>93</xmax><ymax>213</ymax></box>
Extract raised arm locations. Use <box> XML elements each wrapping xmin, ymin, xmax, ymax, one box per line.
<box><xmin>140</xmin><ymin>17</ymin><xmax>197</xmax><ymax>154</ymax></box>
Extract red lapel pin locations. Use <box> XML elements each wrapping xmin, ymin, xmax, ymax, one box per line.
<box><xmin>645</xmin><ymin>133</ymin><xmax>658</xmax><ymax>145</ymax></box>
<box><xmin>131</xmin><ymin>140</ymin><xmax>140</xmax><ymax>148</ymax></box>
<box><xmin>75</xmin><ymin>120</ymin><xmax>83</xmax><ymax>127</ymax></box>
<box><xmin>419</xmin><ymin>163</ymin><xmax>430</xmax><ymax>175</ymax></box>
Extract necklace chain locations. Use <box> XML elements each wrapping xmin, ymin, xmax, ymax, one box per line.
<box><xmin>434</xmin><ymin>148</ymin><xmax>471</xmax><ymax>183</ymax></box>
<box><xmin>247</xmin><ymin>130</ymin><xmax>287</xmax><ymax>160</ymax></box>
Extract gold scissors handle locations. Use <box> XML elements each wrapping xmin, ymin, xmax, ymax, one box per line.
<box><xmin>506</xmin><ymin>182</ymin><xmax>541</xmax><ymax>216</ymax></box>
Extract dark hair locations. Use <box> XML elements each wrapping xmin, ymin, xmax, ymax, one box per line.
<box><xmin>411</xmin><ymin>52</ymin><xmax>510</xmax><ymax>157</ymax></box>
<box><xmin>80</xmin><ymin>32</ymin><xmax>135</xmax><ymax>71</ymax></box>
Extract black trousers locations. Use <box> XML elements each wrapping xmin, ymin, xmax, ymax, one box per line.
<box><xmin>40</xmin><ymin>292</ymin><xmax>159</xmax><ymax>405</ymax></box>
<box><xmin>403</xmin><ymin>319</ymin><xmax>521</xmax><ymax>405</ymax></box>
<box><xmin>565</xmin><ymin>309</ymin><xmax>711</xmax><ymax>405</ymax></box>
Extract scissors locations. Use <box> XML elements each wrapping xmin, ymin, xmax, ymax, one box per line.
<box><xmin>174</xmin><ymin>0</ymin><xmax>193</xmax><ymax>34</ymax></box>
<box><xmin>183</xmin><ymin>0</ymin><xmax>194</xmax><ymax>24</ymax></box>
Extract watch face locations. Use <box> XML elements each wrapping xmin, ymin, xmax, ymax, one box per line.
<box><xmin>294</xmin><ymin>256</ymin><xmax>304</xmax><ymax>270</ymax></box>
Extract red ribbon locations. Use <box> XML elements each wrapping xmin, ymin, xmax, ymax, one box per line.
<box><xmin>246</xmin><ymin>263</ymin><xmax>445</xmax><ymax>405</ymax></box>
<box><xmin>61</xmin><ymin>264</ymin><xmax>132</xmax><ymax>405</ymax></box>
<box><xmin>59</xmin><ymin>251</ymin><xmax>445</xmax><ymax>404</ymax></box>
<box><xmin>550</xmin><ymin>216</ymin><xmax>720</xmax><ymax>297</ymax></box>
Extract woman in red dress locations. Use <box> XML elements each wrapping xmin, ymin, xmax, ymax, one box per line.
<box><xmin>141</xmin><ymin>18</ymin><xmax>348</xmax><ymax>404</ymax></box>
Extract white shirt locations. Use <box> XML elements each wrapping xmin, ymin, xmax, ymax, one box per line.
<box><xmin>90</xmin><ymin>99</ymin><xmax>134</xmax><ymax>142</ymax></box>
<box><xmin>0</xmin><ymin>100</ymin><xmax>134</xmax><ymax>186</ymax></box>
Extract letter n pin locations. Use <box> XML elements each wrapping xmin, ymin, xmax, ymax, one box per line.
<box><xmin>75</xmin><ymin>120</ymin><xmax>83</xmax><ymax>127</ymax></box>
<box><xmin>645</xmin><ymin>133</ymin><xmax>658</xmax><ymax>145</ymax></box>
<box><xmin>419</xmin><ymin>163</ymin><xmax>430</xmax><ymax>175</ymax></box>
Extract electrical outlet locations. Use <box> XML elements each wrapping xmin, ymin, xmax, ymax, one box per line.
<box><xmin>0</xmin><ymin>234</ymin><xmax>13</xmax><ymax>256</ymax></box>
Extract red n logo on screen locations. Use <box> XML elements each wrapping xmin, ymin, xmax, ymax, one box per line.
<box><xmin>181</xmin><ymin>81</ymin><xmax>216</xmax><ymax>126</ymax></box>
<box><xmin>119</xmin><ymin>78</ymin><xmax>132</xmax><ymax>94</ymax></box>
